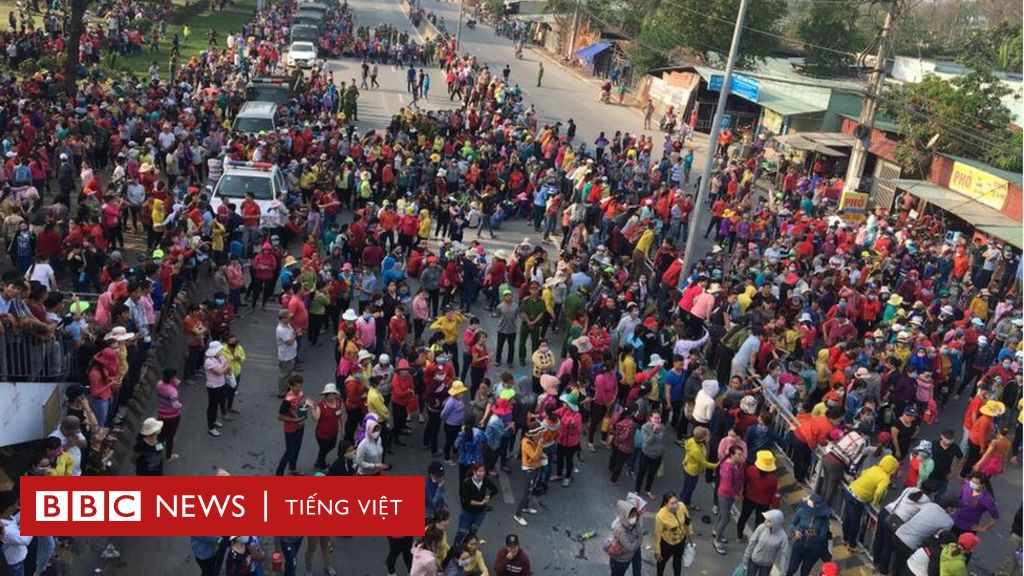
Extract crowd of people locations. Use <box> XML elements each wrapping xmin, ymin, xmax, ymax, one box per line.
<box><xmin>0</xmin><ymin>0</ymin><xmax>1021</xmax><ymax>575</ymax></box>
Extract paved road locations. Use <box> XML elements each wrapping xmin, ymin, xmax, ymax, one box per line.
<box><xmin>97</xmin><ymin>2</ymin><xmax>738</xmax><ymax>576</ymax></box>
<box><xmin>93</xmin><ymin>1</ymin><xmax>1024</xmax><ymax>575</ymax></box>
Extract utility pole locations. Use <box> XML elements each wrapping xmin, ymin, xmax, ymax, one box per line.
<box><xmin>681</xmin><ymin>0</ymin><xmax>749</xmax><ymax>275</ymax></box>
<box><xmin>567</xmin><ymin>0</ymin><xmax>580</xmax><ymax>59</ymax></box>
<box><xmin>842</xmin><ymin>0</ymin><xmax>896</xmax><ymax>197</ymax></box>
<box><xmin>455</xmin><ymin>0</ymin><xmax>465</xmax><ymax>53</ymax></box>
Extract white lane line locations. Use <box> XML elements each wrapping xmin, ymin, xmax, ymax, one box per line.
<box><xmin>388</xmin><ymin>0</ymin><xmax>426</xmax><ymax>43</ymax></box>
<box><xmin>498</xmin><ymin>470</ymin><xmax>515</xmax><ymax>504</ymax></box>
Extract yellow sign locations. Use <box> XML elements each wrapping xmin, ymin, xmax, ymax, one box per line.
<box><xmin>948</xmin><ymin>162</ymin><xmax>1009</xmax><ymax>211</ymax></box>
<box><xmin>839</xmin><ymin>191</ymin><xmax>868</xmax><ymax>222</ymax></box>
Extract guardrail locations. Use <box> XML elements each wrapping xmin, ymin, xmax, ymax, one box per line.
<box><xmin>0</xmin><ymin>329</ymin><xmax>75</xmax><ymax>381</ymax></box>
<box><xmin>756</xmin><ymin>373</ymin><xmax>880</xmax><ymax>563</ymax></box>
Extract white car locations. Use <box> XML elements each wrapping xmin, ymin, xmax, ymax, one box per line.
<box><xmin>209</xmin><ymin>161</ymin><xmax>289</xmax><ymax>228</ymax></box>
<box><xmin>286</xmin><ymin>41</ymin><xmax>318</xmax><ymax>69</ymax></box>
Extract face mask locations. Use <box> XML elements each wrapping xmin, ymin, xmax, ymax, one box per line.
<box><xmin>806</xmin><ymin>499</ymin><xmax>815</xmax><ymax>508</ymax></box>
<box><xmin>627</xmin><ymin>516</ymin><xmax>637</xmax><ymax>526</ymax></box>
<box><xmin>1003</xmin><ymin>362</ymin><xmax>1012</xmax><ymax>369</ymax></box>
<box><xmin>969</xmin><ymin>481</ymin><xmax>982</xmax><ymax>492</ymax></box>
<box><xmin>214</xmin><ymin>298</ymin><xmax>225</xmax><ymax>306</ymax></box>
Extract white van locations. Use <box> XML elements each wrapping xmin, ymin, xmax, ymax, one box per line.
<box><xmin>231</xmin><ymin>101</ymin><xmax>278</xmax><ymax>134</ymax></box>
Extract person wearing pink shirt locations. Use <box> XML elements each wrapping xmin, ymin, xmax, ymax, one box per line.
<box><xmin>412</xmin><ymin>288</ymin><xmax>430</xmax><ymax>341</ymax></box>
<box><xmin>553</xmin><ymin>392</ymin><xmax>582</xmax><ymax>487</ymax></box>
<box><xmin>713</xmin><ymin>444</ymin><xmax>745</xmax><ymax>554</ymax></box>
<box><xmin>589</xmin><ymin>362</ymin><xmax>618</xmax><ymax>451</ymax></box>
<box><xmin>355</xmin><ymin>307</ymin><xmax>377</xmax><ymax>351</ymax></box>
<box><xmin>287</xmin><ymin>286</ymin><xmax>309</xmax><ymax>339</ymax></box>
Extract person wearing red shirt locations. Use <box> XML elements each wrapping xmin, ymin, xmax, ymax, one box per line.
<box><xmin>737</xmin><ymin>452</ymin><xmax>779</xmax><ymax>540</ymax></box>
<box><xmin>388</xmin><ymin>307</ymin><xmax>410</xmax><ymax>358</ymax></box>
<box><xmin>287</xmin><ymin>286</ymin><xmax>309</xmax><ymax>338</ymax></box>
<box><xmin>791</xmin><ymin>408</ymin><xmax>843</xmax><ymax>483</ymax></box>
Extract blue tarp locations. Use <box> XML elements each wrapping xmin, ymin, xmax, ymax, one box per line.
<box><xmin>575</xmin><ymin>42</ymin><xmax>611</xmax><ymax>63</ymax></box>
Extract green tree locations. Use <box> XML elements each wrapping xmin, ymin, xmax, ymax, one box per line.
<box><xmin>955</xmin><ymin>21</ymin><xmax>1023</xmax><ymax>74</ymax></box>
<box><xmin>882</xmin><ymin>70</ymin><xmax>1022</xmax><ymax>175</ymax></box>
<box><xmin>65</xmin><ymin>0</ymin><xmax>89</xmax><ymax>94</ymax></box>
<box><xmin>796</xmin><ymin>0</ymin><xmax>863</xmax><ymax>77</ymax></box>
<box><xmin>625</xmin><ymin>0</ymin><xmax>787</xmax><ymax>73</ymax></box>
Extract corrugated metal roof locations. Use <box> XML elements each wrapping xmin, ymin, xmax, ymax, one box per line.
<box><xmin>688</xmin><ymin>64</ymin><xmax>831</xmax><ymax>116</ymax></box>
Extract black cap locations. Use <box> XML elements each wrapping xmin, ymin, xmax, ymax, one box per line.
<box><xmin>428</xmin><ymin>461</ymin><xmax>444</xmax><ymax>476</ymax></box>
<box><xmin>65</xmin><ymin>384</ymin><xmax>87</xmax><ymax>401</ymax></box>
<box><xmin>505</xmin><ymin>534</ymin><xmax>520</xmax><ymax>547</ymax></box>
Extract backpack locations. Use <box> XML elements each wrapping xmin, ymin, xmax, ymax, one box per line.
<box><xmin>721</xmin><ymin>325</ymin><xmax>750</xmax><ymax>352</ymax></box>
<box><xmin>828</xmin><ymin>431</ymin><xmax>865</xmax><ymax>472</ymax></box>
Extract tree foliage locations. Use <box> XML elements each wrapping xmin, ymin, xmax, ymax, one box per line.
<box><xmin>955</xmin><ymin>21</ymin><xmax>1023</xmax><ymax>74</ymax></box>
<box><xmin>882</xmin><ymin>70</ymin><xmax>1022</xmax><ymax>175</ymax></box>
<box><xmin>796</xmin><ymin>0</ymin><xmax>863</xmax><ymax>77</ymax></box>
<box><xmin>581</xmin><ymin>0</ymin><xmax>786</xmax><ymax>72</ymax></box>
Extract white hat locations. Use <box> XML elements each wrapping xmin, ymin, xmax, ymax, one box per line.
<box><xmin>648</xmin><ymin>354</ymin><xmax>666</xmax><ymax>367</ymax></box>
<box><xmin>140</xmin><ymin>417</ymin><xmax>164</xmax><ymax>436</ymax></box>
<box><xmin>342</xmin><ymin>309</ymin><xmax>358</xmax><ymax>322</ymax></box>
<box><xmin>909</xmin><ymin>317</ymin><xmax>923</xmax><ymax>326</ymax></box>
<box><xmin>358</xmin><ymin>349</ymin><xmax>374</xmax><ymax>362</ymax></box>
<box><xmin>708</xmin><ymin>283</ymin><xmax>723</xmax><ymax>294</ymax></box>
<box><xmin>104</xmin><ymin>326</ymin><xmax>135</xmax><ymax>341</ymax></box>
<box><xmin>378</xmin><ymin>354</ymin><xmax>390</xmax><ymax>365</ymax></box>
<box><xmin>798</xmin><ymin>313</ymin><xmax>812</xmax><ymax>323</ymax></box>
<box><xmin>940</xmin><ymin>305</ymin><xmax>954</xmax><ymax>316</ymax></box>
<box><xmin>206</xmin><ymin>340</ymin><xmax>224</xmax><ymax>356</ymax></box>
<box><xmin>321</xmin><ymin>382</ymin><xmax>340</xmax><ymax>395</ymax></box>
<box><xmin>978</xmin><ymin>335</ymin><xmax>989</xmax><ymax>345</ymax></box>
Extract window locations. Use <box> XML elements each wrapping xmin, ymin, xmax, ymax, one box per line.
<box><xmin>232</xmin><ymin>116</ymin><xmax>275</xmax><ymax>134</ymax></box>
<box><xmin>216</xmin><ymin>174</ymin><xmax>275</xmax><ymax>200</ymax></box>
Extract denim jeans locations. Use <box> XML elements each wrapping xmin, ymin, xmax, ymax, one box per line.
<box><xmin>5</xmin><ymin>560</ymin><xmax>25</xmax><ymax>576</ymax></box>
<box><xmin>680</xmin><ymin>472</ymin><xmax>700</xmax><ymax>505</ymax></box>
<box><xmin>90</xmin><ymin>396</ymin><xmax>112</xmax><ymax>428</ymax></box>
<box><xmin>35</xmin><ymin>535</ymin><xmax>55</xmax><ymax>575</ymax></box>
<box><xmin>456</xmin><ymin>510</ymin><xmax>486</xmax><ymax>544</ymax></box>
<box><xmin>842</xmin><ymin>490</ymin><xmax>866</xmax><ymax>547</ymax></box>
<box><xmin>276</xmin><ymin>429</ymin><xmax>304</xmax><ymax>476</ymax></box>
<box><xmin>281</xmin><ymin>539</ymin><xmax>302</xmax><ymax>576</ymax></box>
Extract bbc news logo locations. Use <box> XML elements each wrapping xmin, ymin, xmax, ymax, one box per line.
<box><xmin>20</xmin><ymin>476</ymin><xmax>425</xmax><ymax>537</ymax></box>
<box><xmin>36</xmin><ymin>491</ymin><xmax>142</xmax><ymax>522</ymax></box>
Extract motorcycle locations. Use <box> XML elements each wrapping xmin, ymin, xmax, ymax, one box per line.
<box><xmin>659</xmin><ymin>114</ymin><xmax>676</xmax><ymax>134</ymax></box>
<box><xmin>466</xmin><ymin>18</ymin><xmax>476</xmax><ymax>29</ymax></box>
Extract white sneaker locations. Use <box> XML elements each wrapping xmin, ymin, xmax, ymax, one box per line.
<box><xmin>561</xmin><ymin>478</ymin><xmax>571</xmax><ymax>487</ymax></box>
<box><xmin>513</xmin><ymin>515</ymin><xmax>527</xmax><ymax>526</ymax></box>
<box><xmin>208</xmin><ymin>428</ymin><xmax>221</xmax><ymax>437</ymax></box>
<box><xmin>524</xmin><ymin>508</ymin><xmax>538</xmax><ymax>515</ymax></box>
<box><xmin>214</xmin><ymin>421</ymin><xmax>224</xmax><ymax>428</ymax></box>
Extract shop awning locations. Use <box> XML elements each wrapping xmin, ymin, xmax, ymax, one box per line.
<box><xmin>894</xmin><ymin>179</ymin><xmax>1023</xmax><ymax>249</ymax></box>
<box><xmin>575</xmin><ymin>42</ymin><xmax>610</xmax><ymax>63</ymax></box>
<box><xmin>772</xmin><ymin>133</ymin><xmax>849</xmax><ymax>156</ymax></box>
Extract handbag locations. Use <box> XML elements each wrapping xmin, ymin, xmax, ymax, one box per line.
<box><xmin>731</xmin><ymin>566</ymin><xmax>747</xmax><ymax>576</ymax></box>
<box><xmin>883</xmin><ymin>489</ymin><xmax>911</xmax><ymax>533</ymax></box>
<box><xmin>601</xmin><ymin>535</ymin><xmax>624</xmax><ymax>557</ymax></box>
<box><xmin>225</xmin><ymin>373</ymin><xmax>238</xmax><ymax>389</ymax></box>
<box><xmin>682</xmin><ymin>541</ymin><xmax>696</xmax><ymax>567</ymax></box>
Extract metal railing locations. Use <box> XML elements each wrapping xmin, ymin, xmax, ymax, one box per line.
<box><xmin>0</xmin><ymin>329</ymin><xmax>76</xmax><ymax>381</ymax></box>
<box><xmin>757</xmin><ymin>373</ymin><xmax>880</xmax><ymax>562</ymax></box>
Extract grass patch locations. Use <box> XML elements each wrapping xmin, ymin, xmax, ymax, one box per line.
<box><xmin>111</xmin><ymin>0</ymin><xmax>258</xmax><ymax>80</ymax></box>
<box><xmin>0</xmin><ymin>0</ymin><xmax>257</xmax><ymax>81</ymax></box>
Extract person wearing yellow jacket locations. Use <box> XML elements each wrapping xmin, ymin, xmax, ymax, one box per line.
<box><xmin>513</xmin><ymin>427</ymin><xmax>544</xmax><ymax>526</ymax></box>
<box><xmin>842</xmin><ymin>454</ymin><xmax>898</xmax><ymax>549</ymax></box>
<box><xmin>220</xmin><ymin>336</ymin><xmax>246</xmax><ymax>414</ymax></box>
<box><xmin>653</xmin><ymin>493</ymin><xmax>693</xmax><ymax>576</ymax></box>
<box><xmin>430</xmin><ymin>308</ymin><xmax>467</xmax><ymax>369</ymax></box>
<box><xmin>681</xmin><ymin>426</ymin><xmax>717</xmax><ymax>510</ymax></box>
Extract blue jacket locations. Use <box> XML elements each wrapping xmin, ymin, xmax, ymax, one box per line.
<box><xmin>189</xmin><ymin>536</ymin><xmax>221</xmax><ymax>560</ymax></box>
<box><xmin>425</xmin><ymin>477</ymin><xmax>446</xmax><ymax>519</ymax></box>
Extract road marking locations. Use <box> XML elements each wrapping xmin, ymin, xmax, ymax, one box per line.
<box><xmin>498</xmin><ymin>470</ymin><xmax>514</xmax><ymax>504</ymax></box>
<box><xmin>389</xmin><ymin>0</ymin><xmax>426</xmax><ymax>43</ymax></box>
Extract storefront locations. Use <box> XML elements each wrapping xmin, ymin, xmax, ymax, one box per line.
<box><xmin>892</xmin><ymin>154</ymin><xmax>1023</xmax><ymax>249</ymax></box>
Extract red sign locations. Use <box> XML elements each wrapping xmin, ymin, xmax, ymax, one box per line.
<box><xmin>20</xmin><ymin>476</ymin><xmax>425</xmax><ymax>536</ymax></box>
